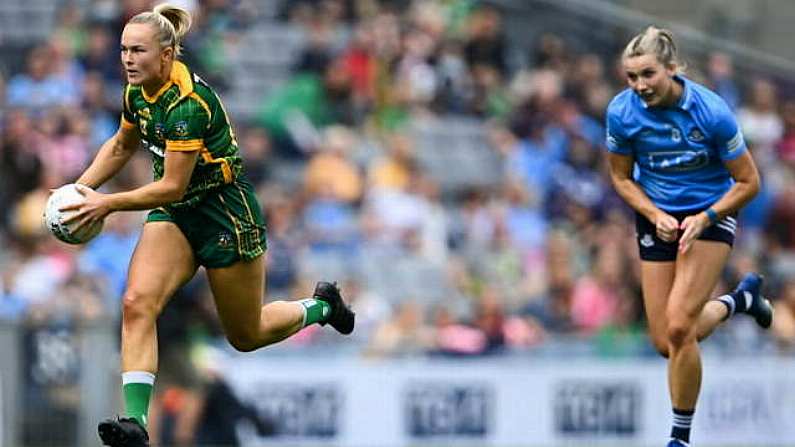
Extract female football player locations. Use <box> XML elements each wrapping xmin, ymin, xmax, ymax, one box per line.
<box><xmin>61</xmin><ymin>4</ymin><xmax>354</xmax><ymax>446</ymax></box>
<box><xmin>606</xmin><ymin>26</ymin><xmax>773</xmax><ymax>447</ymax></box>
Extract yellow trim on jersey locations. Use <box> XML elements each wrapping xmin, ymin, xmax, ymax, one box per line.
<box><xmin>217</xmin><ymin>192</ymin><xmax>244</xmax><ymax>256</ymax></box>
<box><xmin>200</xmin><ymin>148</ymin><xmax>233</xmax><ymax>184</ymax></box>
<box><xmin>189</xmin><ymin>92</ymin><xmax>212</xmax><ymax>126</ymax></box>
<box><xmin>171</xmin><ymin>61</ymin><xmax>193</xmax><ymax>98</ymax></box>
<box><xmin>120</xmin><ymin>115</ymin><xmax>136</xmax><ymax>129</ymax></box>
<box><xmin>142</xmin><ymin>80</ymin><xmax>174</xmax><ymax>103</ymax></box>
<box><xmin>235</xmin><ymin>183</ymin><xmax>261</xmax><ymax>249</ymax></box>
<box><xmin>165</xmin><ymin>61</ymin><xmax>196</xmax><ymax>113</ymax></box>
<box><xmin>124</xmin><ymin>84</ymin><xmax>132</xmax><ymax>115</ymax></box>
<box><xmin>166</xmin><ymin>139</ymin><xmax>203</xmax><ymax>151</ymax></box>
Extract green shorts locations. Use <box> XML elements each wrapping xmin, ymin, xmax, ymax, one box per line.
<box><xmin>146</xmin><ymin>179</ymin><xmax>267</xmax><ymax>268</ymax></box>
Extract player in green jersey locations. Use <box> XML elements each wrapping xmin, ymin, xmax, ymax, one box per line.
<box><xmin>59</xmin><ymin>4</ymin><xmax>355</xmax><ymax>446</ymax></box>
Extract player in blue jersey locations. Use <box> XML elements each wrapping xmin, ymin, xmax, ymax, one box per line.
<box><xmin>605</xmin><ymin>27</ymin><xmax>773</xmax><ymax>447</ymax></box>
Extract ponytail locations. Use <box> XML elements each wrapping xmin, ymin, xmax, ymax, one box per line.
<box><xmin>129</xmin><ymin>3</ymin><xmax>192</xmax><ymax>57</ymax></box>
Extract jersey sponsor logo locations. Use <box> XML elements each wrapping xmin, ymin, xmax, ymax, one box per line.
<box><xmin>640</xmin><ymin>234</ymin><xmax>654</xmax><ymax>247</ymax></box>
<box><xmin>647</xmin><ymin>149</ymin><xmax>709</xmax><ymax>172</ymax></box>
<box><xmin>139</xmin><ymin>107</ymin><xmax>152</xmax><ymax>119</ymax></box>
<box><xmin>143</xmin><ymin>140</ymin><xmax>164</xmax><ymax>157</ymax></box>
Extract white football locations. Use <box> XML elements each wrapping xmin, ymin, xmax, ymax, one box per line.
<box><xmin>44</xmin><ymin>184</ymin><xmax>104</xmax><ymax>245</ymax></box>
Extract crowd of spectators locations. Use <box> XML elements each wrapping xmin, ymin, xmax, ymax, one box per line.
<box><xmin>2</xmin><ymin>0</ymin><xmax>795</xmax><ymax>360</ymax></box>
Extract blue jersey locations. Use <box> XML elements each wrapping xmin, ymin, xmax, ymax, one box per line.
<box><xmin>605</xmin><ymin>75</ymin><xmax>746</xmax><ymax>212</ymax></box>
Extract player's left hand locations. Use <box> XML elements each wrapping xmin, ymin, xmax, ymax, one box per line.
<box><xmin>59</xmin><ymin>184</ymin><xmax>113</xmax><ymax>233</ymax></box>
<box><xmin>678</xmin><ymin>212</ymin><xmax>710</xmax><ymax>254</ymax></box>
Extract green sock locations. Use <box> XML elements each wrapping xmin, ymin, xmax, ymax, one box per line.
<box><xmin>122</xmin><ymin>371</ymin><xmax>155</xmax><ymax>427</ymax></box>
<box><xmin>300</xmin><ymin>298</ymin><xmax>331</xmax><ymax>327</ymax></box>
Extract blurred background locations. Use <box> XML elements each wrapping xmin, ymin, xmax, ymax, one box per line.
<box><xmin>1</xmin><ymin>0</ymin><xmax>795</xmax><ymax>446</ymax></box>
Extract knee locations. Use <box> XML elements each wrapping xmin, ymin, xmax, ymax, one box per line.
<box><xmin>651</xmin><ymin>337</ymin><xmax>670</xmax><ymax>358</ymax></box>
<box><xmin>666</xmin><ymin>320</ymin><xmax>695</xmax><ymax>349</ymax></box>
<box><xmin>226</xmin><ymin>333</ymin><xmax>261</xmax><ymax>353</ymax></box>
<box><xmin>121</xmin><ymin>290</ymin><xmax>161</xmax><ymax>324</ymax></box>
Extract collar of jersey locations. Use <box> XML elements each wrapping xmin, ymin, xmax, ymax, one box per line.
<box><xmin>639</xmin><ymin>74</ymin><xmax>693</xmax><ymax>111</ymax></box>
<box><xmin>141</xmin><ymin>61</ymin><xmax>193</xmax><ymax>104</ymax></box>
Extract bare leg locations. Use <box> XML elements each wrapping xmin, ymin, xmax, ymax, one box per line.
<box><xmin>642</xmin><ymin>261</ymin><xmax>730</xmax><ymax>358</ymax></box>
<box><xmin>121</xmin><ymin>222</ymin><xmax>197</xmax><ymax>373</ymax></box>
<box><xmin>206</xmin><ymin>255</ymin><xmax>306</xmax><ymax>352</ymax></box>
<box><xmin>667</xmin><ymin>241</ymin><xmax>731</xmax><ymax>410</ymax></box>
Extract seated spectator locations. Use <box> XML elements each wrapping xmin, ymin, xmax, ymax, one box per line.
<box><xmin>304</xmin><ymin>125</ymin><xmax>363</xmax><ymax>204</ymax></box>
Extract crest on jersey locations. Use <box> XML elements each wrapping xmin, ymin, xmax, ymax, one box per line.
<box><xmin>140</xmin><ymin>108</ymin><xmax>152</xmax><ymax>119</ymax></box>
<box><xmin>217</xmin><ymin>231</ymin><xmax>233</xmax><ymax>248</ymax></box>
<box><xmin>139</xmin><ymin>118</ymin><xmax>148</xmax><ymax>135</ymax></box>
<box><xmin>688</xmin><ymin>128</ymin><xmax>704</xmax><ymax>142</ymax></box>
<box><xmin>173</xmin><ymin>121</ymin><xmax>189</xmax><ymax>137</ymax></box>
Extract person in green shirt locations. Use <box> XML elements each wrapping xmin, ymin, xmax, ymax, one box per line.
<box><xmin>59</xmin><ymin>4</ymin><xmax>355</xmax><ymax>446</ymax></box>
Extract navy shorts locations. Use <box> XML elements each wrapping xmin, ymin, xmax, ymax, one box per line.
<box><xmin>635</xmin><ymin>209</ymin><xmax>737</xmax><ymax>261</ymax></box>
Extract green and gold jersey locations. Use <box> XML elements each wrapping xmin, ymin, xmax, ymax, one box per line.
<box><xmin>121</xmin><ymin>61</ymin><xmax>243</xmax><ymax>209</ymax></box>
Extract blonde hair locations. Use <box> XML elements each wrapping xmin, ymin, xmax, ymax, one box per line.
<box><xmin>128</xmin><ymin>3</ymin><xmax>192</xmax><ymax>57</ymax></box>
<box><xmin>622</xmin><ymin>26</ymin><xmax>685</xmax><ymax>73</ymax></box>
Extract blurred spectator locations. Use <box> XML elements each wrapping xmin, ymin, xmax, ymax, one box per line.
<box><xmin>0</xmin><ymin>260</ymin><xmax>28</xmax><ymax>321</ymax></box>
<box><xmin>366</xmin><ymin>300</ymin><xmax>433</xmax><ymax>357</ymax></box>
<box><xmin>772</xmin><ymin>279</ymin><xmax>795</xmax><ymax>352</ymax></box>
<box><xmin>738</xmin><ymin>78</ymin><xmax>783</xmax><ymax>167</ymax></box>
<box><xmin>569</xmin><ymin>242</ymin><xmax>625</xmax><ymax>334</ymax></box>
<box><xmin>776</xmin><ymin>100</ymin><xmax>795</xmax><ymax>169</ymax></box>
<box><xmin>1</xmin><ymin>110</ymin><xmax>44</xmax><ymax>227</ymax></box>
<box><xmin>303</xmin><ymin>125</ymin><xmax>363</xmax><ymax>204</ymax></box>
<box><xmin>239</xmin><ymin>126</ymin><xmax>273</xmax><ymax>186</ymax></box>
<box><xmin>707</xmin><ymin>52</ymin><xmax>740</xmax><ymax>111</ymax></box>
<box><xmin>78</xmin><ymin>213</ymin><xmax>141</xmax><ymax>311</ymax></box>
<box><xmin>6</xmin><ymin>45</ymin><xmax>80</xmax><ymax>112</ymax></box>
<box><xmin>262</xmin><ymin>191</ymin><xmax>300</xmax><ymax>296</ymax></box>
<box><xmin>82</xmin><ymin>71</ymin><xmax>119</xmax><ymax>149</ymax></box>
<box><xmin>257</xmin><ymin>58</ymin><xmax>355</xmax><ymax>156</ymax></box>
<box><xmin>78</xmin><ymin>24</ymin><xmax>123</xmax><ymax>84</ymax></box>
<box><xmin>302</xmin><ymin>126</ymin><xmax>362</xmax><ymax>252</ymax></box>
<box><xmin>464</xmin><ymin>5</ymin><xmax>507</xmax><ymax>78</ymax></box>
<box><xmin>367</xmin><ymin>133</ymin><xmax>416</xmax><ymax>191</ymax></box>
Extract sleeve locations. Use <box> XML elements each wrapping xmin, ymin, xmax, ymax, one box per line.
<box><xmin>164</xmin><ymin>97</ymin><xmax>210</xmax><ymax>152</ymax></box>
<box><xmin>712</xmin><ymin>99</ymin><xmax>747</xmax><ymax>162</ymax></box>
<box><xmin>605</xmin><ymin>102</ymin><xmax>632</xmax><ymax>155</ymax></box>
<box><xmin>120</xmin><ymin>84</ymin><xmax>136</xmax><ymax>130</ymax></box>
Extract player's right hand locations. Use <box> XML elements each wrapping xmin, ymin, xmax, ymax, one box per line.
<box><xmin>653</xmin><ymin>211</ymin><xmax>679</xmax><ymax>242</ymax></box>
